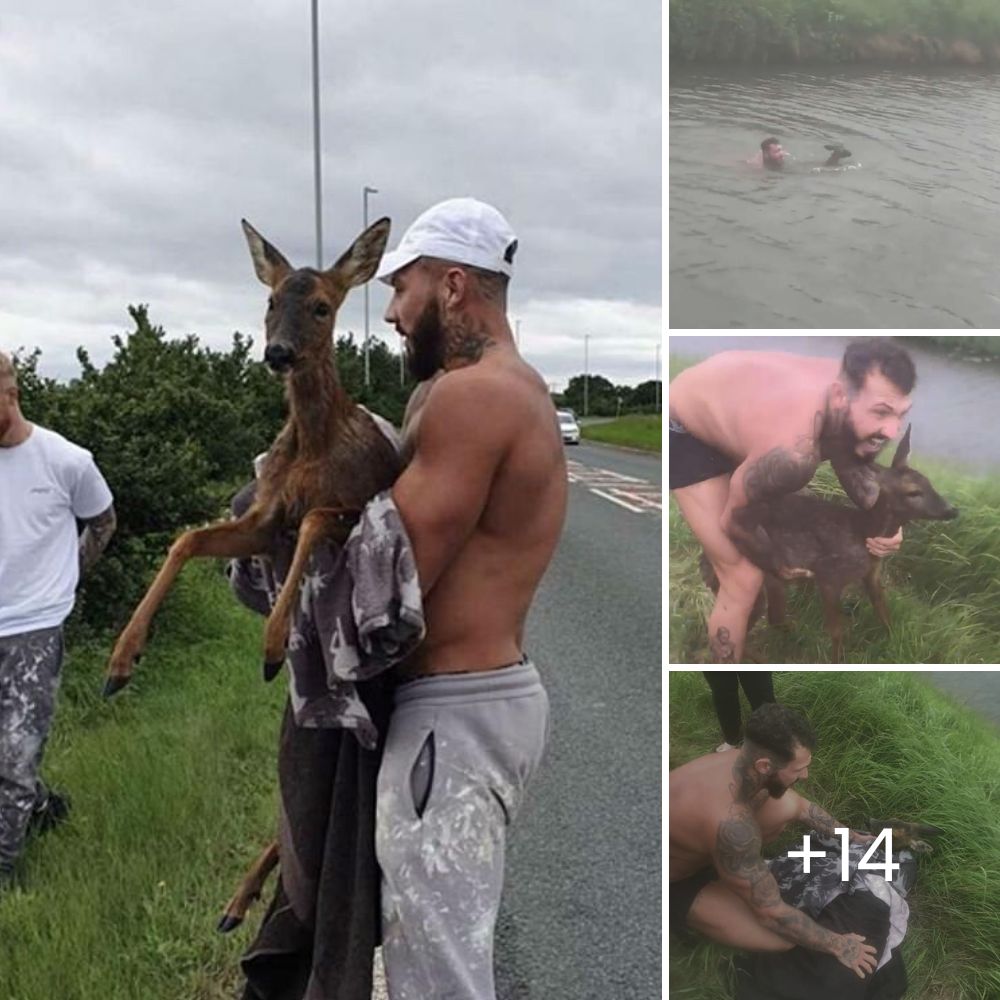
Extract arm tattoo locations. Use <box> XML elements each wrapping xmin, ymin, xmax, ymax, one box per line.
<box><xmin>743</xmin><ymin>447</ymin><xmax>814</xmax><ymax>503</ymax></box>
<box><xmin>716</xmin><ymin>806</ymin><xmax>839</xmax><ymax>954</ymax></box>
<box><xmin>803</xmin><ymin>801</ymin><xmax>843</xmax><ymax>839</ymax></box>
<box><xmin>79</xmin><ymin>505</ymin><xmax>117</xmax><ymax>575</ymax></box>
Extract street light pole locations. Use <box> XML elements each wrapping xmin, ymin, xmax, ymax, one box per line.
<box><xmin>362</xmin><ymin>185</ymin><xmax>378</xmax><ymax>388</ymax></box>
<box><xmin>584</xmin><ymin>334</ymin><xmax>590</xmax><ymax>418</ymax></box>
<box><xmin>655</xmin><ymin>341</ymin><xmax>661</xmax><ymax>414</ymax></box>
<box><xmin>310</xmin><ymin>0</ymin><xmax>323</xmax><ymax>268</ymax></box>
<box><xmin>515</xmin><ymin>319</ymin><xmax>521</xmax><ymax>349</ymax></box>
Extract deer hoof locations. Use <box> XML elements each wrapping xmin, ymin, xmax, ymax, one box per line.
<box><xmin>217</xmin><ymin>913</ymin><xmax>243</xmax><ymax>934</ymax></box>
<box><xmin>262</xmin><ymin>659</ymin><xmax>284</xmax><ymax>683</ymax></box>
<box><xmin>102</xmin><ymin>675</ymin><xmax>132</xmax><ymax>699</ymax></box>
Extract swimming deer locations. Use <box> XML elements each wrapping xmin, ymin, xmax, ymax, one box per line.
<box><xmin>700</xmin><ymin>426</ymin><xmax>958</xmax><ymax>662</ymax></box>
<box><xmin>104</xmin><ymin>215</ymin><xmax>401</xmax><ymax>694</ymax></box>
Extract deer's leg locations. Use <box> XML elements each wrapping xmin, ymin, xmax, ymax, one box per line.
<box><xmin>218</xmin><ymin>839</ymin><xmax>280</xmax><ymax>933</ymax></box>
<box><xmin>818</xmin><ymin>582</ymin><xmax>846</xmax><ymax>663</ymax></box>
<box><xmin>262</xmin><ymin>507</ymin><xmax>359</xmax><ymax>679</ymax></box>
<box><xmin>105</xmin><ymin>511</ymin><xmax>274</xmax><ymax>696</ymax></box>
<box><xmin>863</xmin><ymin>559</ymin><xmax>891</xmax><ymax>630</ymax></box>
<box><xmin>764</xmin><ymin>573</ymin><xmax>787</xmax><ymax>626</ymax></box>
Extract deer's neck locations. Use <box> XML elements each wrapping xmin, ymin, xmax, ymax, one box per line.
<box><xmin>859</xmin><ymin>488</ymin><xmax>902</xmax><ymax>540</ymax></box>
<box><xmin>286</xmin><ymin>352</ymin><xmax>352</xmax><ymax>457</ymax></box>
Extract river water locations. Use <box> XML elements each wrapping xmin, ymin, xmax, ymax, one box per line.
<box><xmin>668</xmin><ymin>334</ymin><xmax>1000</xmax><ymax>472</ymax></box>
<box><xmin>669</xmin><ymin>69</ymin><xmax>1000</xmax><ymax>328</ymax></box>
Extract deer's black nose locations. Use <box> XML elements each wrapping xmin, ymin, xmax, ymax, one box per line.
<box><xmin>264</xmin><ymin>343</ymin><xmax>295</xmax><ymax>372</ymax></box>
<box><xmin>944</xmin><ymin>505</ymin><xmax>959</xmax><ymax>519</ymax></box>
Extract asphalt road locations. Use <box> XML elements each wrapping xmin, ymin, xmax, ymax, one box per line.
<box><xmin>494</xmin><ymin>441</ymin><xmax>662</xmax><ymax>999</ymax></box>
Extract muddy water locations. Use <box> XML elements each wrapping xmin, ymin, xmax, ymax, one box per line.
<box><xmin>924</xmin><ymin>672</ymin><xmax>1000</xmax><ymax>729</ymax></box>
<box><xmin>668</xmin><ymin>335</ymin><xmax>1000</xmax><ymax>473</ymax></box>
<box><xmin>670</xmin><ymin>69</ymin><xmax>1000</xmax><ymax>328</ymax></box>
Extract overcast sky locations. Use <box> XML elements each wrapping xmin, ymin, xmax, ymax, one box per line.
<box><xmin>0</xmin><ymin>1</ymin><xmax>661</xmax><ymax>393</ymax></box>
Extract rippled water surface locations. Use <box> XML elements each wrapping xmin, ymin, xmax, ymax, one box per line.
<box><xmin>669</xmin><ymin>70</ymin><xmax>1000</xmax><ymax>328</ymax></box>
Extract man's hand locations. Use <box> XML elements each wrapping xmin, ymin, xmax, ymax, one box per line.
<box><xmin>865</xmin><ymin>527</ymin><xmax>902</xmax><ymax>558</ymax></box>
<box><xmin>849</xmin><ymin>829</ymin><xmax>876</xmax><ymax>846</ymax></box>
<box><xmin>831</xmin><ymin>932</ymin><xmax>878</xmax><ymax>979</ymax></box>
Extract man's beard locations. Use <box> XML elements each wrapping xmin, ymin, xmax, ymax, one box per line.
<box><xmin>766</xmin><ymin>774</ymin><xmax>791</xmax><ymax>798</ymax></box>
<box><xmin>405</xmin><ymin>299</ymin><xmax>447</xmax><ymax>381</ymax></box>
<box><xmin>840</xmin><ymin>410</ymin><xmax>886</xmax><ymax>462</ymax></box>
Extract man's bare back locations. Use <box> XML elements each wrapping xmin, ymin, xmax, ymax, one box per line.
<box><xmin>670</xmin><ymin>749</ymin><xmax>798</xmax><ymax>880</ymax></box>
<box><xmin>395</xmin><ymin>352</ymin><xmax>567</xmax><ymax>675</ymax></box>
<box><xmin>669</xmin><ymin>351</ymin><xmax>838</xmax><ymax>464</ymax></box>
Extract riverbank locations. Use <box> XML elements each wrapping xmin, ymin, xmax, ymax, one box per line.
<box><xmin>668</xmin><ymin>670</ymin><xmax>1000</xmax><ymax>1000</ymax></box>
<box><xmin>669</xmin><ymin>0</ymin><xmax>1000</xmax><ymax>66</ymax></box>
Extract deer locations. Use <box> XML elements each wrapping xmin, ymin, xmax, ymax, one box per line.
<box><xmin>104</xmin><ymin>217</ymin><xmax>407</xmax><ymax>934</ymax></box>
<box><xmin>104</xmin><ymin>215</ymin><xmax>402</xmax><ymax>695</ymax></box>
<box><xmin>700</xmin><ymin>426</ymin><xmax>959</xmax><ymax>662</ymax></box>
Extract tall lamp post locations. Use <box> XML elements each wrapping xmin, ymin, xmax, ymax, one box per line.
<box><xmin>310</xmin><ymin>0</ymin><xmax>323</xmax><ymax>268</ymax></box>
<box><xmin>655</xmin><ymin>341</ymin><xmax>661</xmax><ymax>414</ymax></box>
<box><xmin>362</xmin><ymin>185</ymin><xmax>378</xmax><ymax>388</ymax></box>
<box><xmin>583</xmin><ymin>333</ymin><xmax>590</xmax><ymax>418</ymax></box>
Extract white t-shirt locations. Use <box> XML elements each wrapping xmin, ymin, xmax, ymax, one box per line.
<box><xmin>0</xmin><ymin>424</ymin><xmax>114</xmax><ymax>637</ymax></box>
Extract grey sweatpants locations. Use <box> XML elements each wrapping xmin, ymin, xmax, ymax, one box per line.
<box><xmin>375</xmin><ymin>659</ymin><xmax>549</xmax><ymax>1000</ymax></box>
<box><xmin>0</xmin><ymin>626</ymin><xmax>64</xmax><ymax>872</ymax></box>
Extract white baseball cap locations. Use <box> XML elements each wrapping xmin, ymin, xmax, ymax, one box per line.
<box><xmin>376</xmin><ymin>197</ymin><xmax>518</xmax><ymax>284</ymax></box>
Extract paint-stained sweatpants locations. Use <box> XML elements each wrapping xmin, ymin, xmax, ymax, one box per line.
<box><xmin>0</xmin><ymin>626</ymin><xmax>64</xmax><ymax>872</ymax></box>
<box><xmin>376</xmin><ymin>659</ymin><xmax>549</xmax><ymax>1000</ymax></box>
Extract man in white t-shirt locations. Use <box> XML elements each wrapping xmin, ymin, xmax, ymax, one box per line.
<box><xmin>0</xmin><ymin>350</ymin><xmax>116</xmax><ymax>887</ymax></box>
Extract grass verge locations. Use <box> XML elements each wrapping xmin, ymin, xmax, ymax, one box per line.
<box><xmin>669</xmin><ymin>670</ymin><xmax>1000</xmax><ymax>1000</ymax></box>
<box><xmin>0</xmin><ymin>561</ymin><xmax>286</xmax><ymax>1000</ymax></box>
<box><xmin>581</xmin><ymin>414</ymin><xmax>661</xmax><ymax>452</ymax></box>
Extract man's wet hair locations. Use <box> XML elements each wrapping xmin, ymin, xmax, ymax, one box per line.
<box><xmin>744</xmin><ymin>703</ymin><xmax>816</xmax><ymax>765</ymax></box>
<box><xmin>761</xmin><ymin>137</ymin><xmax>781</xmax><ymax>153</ymax></box>
<box><xmin>841</xmin><ymin>339</ymin><xmax>917</xmax><ymax>396</ymax></box>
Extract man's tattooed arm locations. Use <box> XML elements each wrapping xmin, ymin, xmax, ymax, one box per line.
<box><xmin>714</xmin><ymin>807</ymin><xmax>841</xmax><ymax>954</ymax></box>
<box><xmin>724</xmin><ymin>442</ymin><xmax>817</xmax><ymax>572</ymax></box>
<box><xmin>78</xmin><ymin>504</ymin><xmax>117</xmax><ymax>575</ymax></box>
<box><xmin>800</xmin><ymin>799</ymin><xmax>874</xmax><ymax>843</ymax></box>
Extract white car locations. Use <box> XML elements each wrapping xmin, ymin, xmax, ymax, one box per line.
<box><xmin>557</xmin><ymin>409</ymin><xmax>580</xmax><ymax>445</ymax></box>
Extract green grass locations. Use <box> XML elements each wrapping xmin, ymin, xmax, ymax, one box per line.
<box><xmin>581</xmin><ymin>414</ymin><xmax>661</xmax><ymax>452</ymax></box>
<box><xmin>669</xmin><ymin>670</ymin><xmax>1000</xmax><ymax>1000</ymax></box>
<box><xmin>0</xmin><ymin>562</ymin><xmax>286</xmax><ymax>1000</ymax></box>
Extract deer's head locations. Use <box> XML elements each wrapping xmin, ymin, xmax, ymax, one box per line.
<box><xmin>877</xmin><ymin>425</ymin><xmax>959</xmax><ymax>523</ymax></box>
<box><xmin>241</xmin><ymin>218</ymin><xmax>391</xmax><ymax>374</ymax></box>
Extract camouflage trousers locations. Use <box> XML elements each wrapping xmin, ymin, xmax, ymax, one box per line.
<box><xmin>0</xmin><ymin>626</ymin><xmax>64</xmax><ymax>871</ymax></box>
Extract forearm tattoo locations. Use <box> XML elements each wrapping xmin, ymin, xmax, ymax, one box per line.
<box><xmin>79</xmin><ymin>505</ymin><xmax>117</xmax><ymax>574</ymax></box>
<box><xmin>802</xmin><ymin>801</ymin><xmax>843</xmax><ymax>839</ymax></box>
<box><xmin>716</xmin><ymin>802</ymin><xmax>838</xmax><ymax>954</ymax></box>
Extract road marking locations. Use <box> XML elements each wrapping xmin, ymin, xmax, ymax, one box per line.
<box><xmin>566</xmin><ymin>460</ymin><xmax>661</xmax><ymax>515</ymax></box>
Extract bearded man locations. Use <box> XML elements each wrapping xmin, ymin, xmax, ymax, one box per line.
<box><xmin>669</xmin><ymin>338</ymin><xmax>916</xmax><ymax>662</ymax></box>
<box><xmin>670</xmin><ymin>702</ymin><xmax>878</xmax><ymax>980</ymax></box>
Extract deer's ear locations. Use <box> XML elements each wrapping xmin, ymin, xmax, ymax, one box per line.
<box><xmin>891</xmin><ymin>424</ymin><xmax>912</xmax><ymax>469</ymax></box>
<box><xmin>329</xmin><ymin>217</ymin><xmax>391</xmax><ymax>289</ymax></box>
<box><xmin>242</xmin><ymin>220</ymin><xmax>293</xmax><ymax>289</ymax></box>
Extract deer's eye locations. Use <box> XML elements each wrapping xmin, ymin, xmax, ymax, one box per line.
<box><xmin>314</xmin><ymin>302</ymin><xmax>331</xmax><ymax>319</ymax></box>
<box><xmin>906</xmin><ymin>491</ymin><xmax>922</xmax><ymax>498</ymax></box>
<box><xmin>267</xmin><ymin>297</ymin><xmax>275</xmax><ymax>312</ymax></box>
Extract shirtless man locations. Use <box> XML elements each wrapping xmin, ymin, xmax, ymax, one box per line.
<box><xmin>670</xmin><ymin>702</ymin><xmax>878</xmax><ymax>979</ymax></box>
<box><xmin>669</xmin><ymin>339</ymin><xmax>916</xmax><ymax>662</ymax></box>
<box><xmin>375</xmin><ymin>197</ymin><xmax>568</xmax><ymax>1000</ymax></box>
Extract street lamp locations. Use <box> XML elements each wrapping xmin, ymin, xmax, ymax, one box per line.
<box><xmin>655</xmin><ymin>341</ymin><xmax>661</xmax><ymax>414</ymax></box>
<box><xmin>362</xmin><ymin>185</ymin><xmax>378</xmax><ymax>388</ymax></box>
<box><xmin>515</xmin><ymin>319</ymin><xmax>521</xmax><ymax>349</ymax></box>
<box><xmin>310</xmin><ymin>0</ymin><xmax>323</xmax><ymax>268</ymax></box>
<box><xmin>583</xmin><ymin>333</ymin><xmax>590</xmax><ymax>418</ymax></box>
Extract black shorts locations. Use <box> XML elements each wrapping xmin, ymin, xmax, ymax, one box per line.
<box><xmin>669</xmin><ymin>419</ymin><xmax>737</xmax><ymax>490</ymax></box>
<box><xmin>669</xmin><ymin>866</ymin><xmax>718</xmax><ymax>935</ymax></box>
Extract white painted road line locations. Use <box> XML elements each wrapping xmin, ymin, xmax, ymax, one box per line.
<box><xmin>590</xmin><ymin>488</ymin><xmax>646</xmax><ymax>513</ymax></box>
<box><xmin>566</xmin><ymin>460</ymin><xmax>662</xmax><ymax>515</ymax></box>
